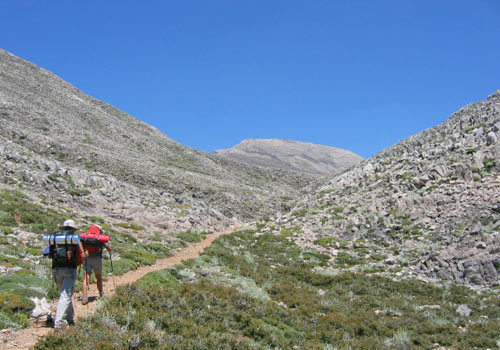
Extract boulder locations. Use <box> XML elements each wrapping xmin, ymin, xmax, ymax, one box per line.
<box><xmin>486</xmin><ymin>131</ymin><xmax>498</xmax><ymax>145</ymax></box>
<box><xmin>456</xmin><ymin>304</ymin><xmax>472</xmax><ymax>317</ymax></box>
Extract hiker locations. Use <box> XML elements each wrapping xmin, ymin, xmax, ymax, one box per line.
<box><xmin>49</xmin><ymin>219</ymin><xmax>86</xmax><ymax>330</ymax></box>
<box><xmin>81</xmin><ymin>224</ymin><xmax>111</xmax><ymax>305</ymax></box>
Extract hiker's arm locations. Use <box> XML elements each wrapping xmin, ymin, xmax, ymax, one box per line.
<box><xmin>79</xmin><ymin>242</ymin><xmax>88</xmax><ymax>258</ymax></box>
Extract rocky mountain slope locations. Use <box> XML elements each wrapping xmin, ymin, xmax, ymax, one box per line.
<box><xmin>214</xmin><ymin>138</ymin><xmax>363</xmax><ymax>176</ymax></box>
<box><xmin>259</xmin><ymin>91</ymin><xmax>500</xmax><ymax>286</ymax></box>
<box><xmin>0</xmin><ymin>49</ymin><xmax>317</xmax><ymax>233</ymax></box>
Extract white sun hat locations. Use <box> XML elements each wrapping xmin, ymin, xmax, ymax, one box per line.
<box><xmin>61</xmin><ymin>219</ymin><xmax>78</xmax><ymax>230</ymax></box>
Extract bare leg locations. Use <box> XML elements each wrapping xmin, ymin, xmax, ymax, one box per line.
<box><xmin>96</xmin><ymin>273</ymin><xmax>104</xmax><ymax>296</ymax></box>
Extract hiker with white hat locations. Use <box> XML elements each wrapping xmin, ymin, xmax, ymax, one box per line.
<box><xmin>48</xmin><ymin>219</ymin><xmax>86</xmax><ymax>330</ymax></box>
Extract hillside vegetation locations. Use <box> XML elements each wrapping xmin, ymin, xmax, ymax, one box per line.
<box><xmin>0</xmin><ymin>188</ymin><xmax>210</xmax><ymax>329</ymax></box>
<box><xmin>36</xmin><ymin>230</ymin><xmax>500</xmax><ymax>349</ymax></box>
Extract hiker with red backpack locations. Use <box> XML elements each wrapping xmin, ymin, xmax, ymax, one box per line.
<box><xmin>47</xmin><ymin>219</ymin><xmax>86</xmax><ymax>330</ymax></box>
<box><xmin>80</xmin><ymin>224</ymin><xmax>111</xmax><ymax>305</ymax></box>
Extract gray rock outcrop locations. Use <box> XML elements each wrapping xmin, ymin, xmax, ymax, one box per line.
<box><xmin>262</xmin><ymin>90</ymin><xmax>500</xmax><ymax>286</ymax></box>
<box><xmin>0</xmin><ymin>49</ymin><xmax>317</xmax><ymax>232</ymax></box>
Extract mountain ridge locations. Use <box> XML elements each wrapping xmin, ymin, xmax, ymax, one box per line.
<box><xmin>0</xmin><ymin>48</ymin><xmax>318</xmax><ymax>233</ymax></box>
<box><xmin>214</xmin><ymin>138</ymin><xmax>363</xmax><ymax>176</ymax></box>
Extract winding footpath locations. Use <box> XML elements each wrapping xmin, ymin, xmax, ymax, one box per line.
<box><xmin>0</xmin><ymin>224</ymin><xmax>244</xmax><ymax>350</ymax></box>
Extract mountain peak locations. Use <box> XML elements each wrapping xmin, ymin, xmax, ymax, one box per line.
<box><xmin>214</xmin><ymin>138</ymin><xmax>363</xmax><ymax>176</ymax></box>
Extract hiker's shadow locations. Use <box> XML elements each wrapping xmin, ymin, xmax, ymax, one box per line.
<box><xmin>88</xmin><ymin>296</ymin><xmax>98</xmax><ymax>303</ymax></box>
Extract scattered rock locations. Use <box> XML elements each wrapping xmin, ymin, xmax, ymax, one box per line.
<box><xmin>456</xmin><ymin>304</ymin><xmax>472</xmax><ymax>317</ymax></box>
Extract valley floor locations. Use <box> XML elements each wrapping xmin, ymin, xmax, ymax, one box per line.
<box><xmin>0</xmin><ymin>224</ymin><xmax>244</xmax><ymax>350</ymax></box>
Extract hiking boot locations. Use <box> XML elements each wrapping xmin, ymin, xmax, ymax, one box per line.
<box><xmin>54</xmin><ymin>322</ymin><xmax>68</xmax><ymax>332</ymax></box>
<box><xmin>81</xmin><ymin>297</ymin><xmax>88</xmax><ymax>305</ymax></box>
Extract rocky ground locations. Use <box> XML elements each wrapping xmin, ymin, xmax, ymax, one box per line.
<box><xmin>0</xmin><ymin>48</ymin><xmax>319</xmax><ymax>234</ymax></box>
<box><xmin>260</xmin><ymin>90</ymin><xmax>500</xmax><ymax>286</ymax></box>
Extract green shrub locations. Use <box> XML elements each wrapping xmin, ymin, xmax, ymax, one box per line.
<box><xmin>116</xmin><ymin>222</ymin><xmax>145</xmax><ymax>231</ymax></box>
<box><xmin>108</xmin><ymin>258</ymin><xmax>137</xmax><ymax>275</ymax></box>
<box><xmin>112</xmin><ymin>231</ymin><xmax>137</xmax><ymax>244</ymax></box>
<box><xmin>150</xmin><ymin>231</ymin><xmax>167</xmax><ymax>242</ymax></box>
<box><xmin>0</xmin><ymin>211</ymin><xmax>17</xmax><ymax>226</ymax></box>
<box><xmin>135</xmin><ymin>270</ymin><xmax>179</xmax><ymax>289</ymax></box>
<box><xmin>140</xmin><ymin>243</ymin><xmax>171</xmax><ymax>258</ymax></box>
<box><xmin>0</xmin><ymin>311</ymin><xmax>30</xmax><ymax>329</ymax></box>
<box><xmin>483</xmin><ymin>158</ymin><xmax>496</xmax><ymax>172</ymax></box>
<box><xmin>280</xmin><ymin>228</ymin><xmax>293</xmax><ymax>237</ymax></box>
<box><xmin>67</xmin><ymin>188</ymin><xmax>90</xmax><ymax>197</ymax></box>
<box><xmin>0</xmin><ymin>225</ymin><xmax>13</xmax><ymax>234</ymax></box>
<box><xmin>176</xmin><ymin>230</ymin><xmax>206</xmax><ymax>243</ymax></box>
<box><xmin>88</xmin><ymin>216</ymin><xmax>105</xmax><ymax>224</ymax></box>
<box><xmin>34</xmin><ymin>229</ymin><xmax>500</xmax><ymax>350</ymax></box>
<box><xmin>0</xmin><ymin>294</ymin><xmax>28</xmax><ymax>312</ymax></box>
<box><xmin>0</xmin><ymin>253</ymin><xmax>19</xmax><ymax>265</ymax></box>
<box><xmin>315</xmin><ymin>236</ymin><xmax>349</xmax><ymax>248</ymax></box>
<box><xmin>122</xmin><ymin>249</ymin><xmax>156</xmax><ymax>266</ymax></box>
<box><xmin>15</xmin><ymin>269</ymin><xmax>36</xmax><ymax>276</ymax></box>
<box><xmin>302</xmin><ymin>249</ymin><xmax>330</xmax><ymax>266</ymax></box>
<box><xmin>292</xmin><ymin>208</ymin><xmax>308</xmax><ymax>217</ymax></box>
<box><xmin>335</xmin><ymin>252</ymin><xmax>364</xmax><ymax>266</ymax></box>
<box><xmin>0</xmin><ymin>189</ymin><xmax>66</xmax><ymax>234</ymax></box>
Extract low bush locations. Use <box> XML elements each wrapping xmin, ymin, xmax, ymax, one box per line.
<box><xmin>176</xmin><ymin>230</ymin><xmax>206</xmax><ymax>243</ymax></box>
<box><xmin>135</xmin><ymin>270</ymin><xmax>179</xmax><ymax>289</ymax></box>
<box><xmin>315</xmin><ymin>236</ymin><xmax>350</xmax><ymax>248</ymax></box>
<box><xmin>106</xmin><ymin>258</ymin><xmax>137</xmax><ymax>276</ymax></box>
<box><xmin>0</xmin><ymin>189</ymin><xmax>66</xmax><ymax>234</ymax></box>
<box><xmin>35</xmin><ymin>230</ymin><xmax>500</xmax><ymax>350</ymax></box>
<box><xmin>67</xmin><ymin>188</ymin><xmax>90</xmax><ymax>197</ymax></box>
<box><xmin>140</xmin><ymin>243</ymin><xmax>172</xmax><ymax>258</ymax></box>
<box><xmin>336</xmin><ymin>251</ymin><xmax>364</xmax><ymax>266</ymax></box>
<box><xmin>116</xmin><ymin>222</ymin><xmax>145</xmax><ymax>231</ymax></box>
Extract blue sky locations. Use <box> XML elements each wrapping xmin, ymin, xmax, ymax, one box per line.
<box><xmin>1</xmin><ymin>1</ymin><xmax>499</xmax><ymax>158</ymax></box>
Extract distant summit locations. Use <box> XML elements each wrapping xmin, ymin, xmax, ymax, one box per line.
<box><xmin>214</xmin><ymin>139</ymin><xmax>364</xmax><ymax>176</ymax></box>
<box><xmin>0</xmin><ymin>49</ymin><xmax>316</xmax><ymax>231</ymax></box>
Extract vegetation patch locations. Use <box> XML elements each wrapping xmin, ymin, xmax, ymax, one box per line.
<box><xmin>176</xmin><ymin>230</ymin><xmax>207</xmax><ymax>243</ymax></box>
<box><xmin>116</xmin><ymin>222</ymin><xmax>145</xmax><ymax>231</ymax></box>
<box><xmin>335</xmin><ymin>251</ymin><xmax>364</xmax><ymax>266</ymax></box>
<box><xmin>0</xmin><ymin>192</ymin><xmax>177</xmax><ymax>329</ymax></box>
<box><xmin>315</xmin><ymin>236</ymin><xmax>350</xmax><ymax>248</ymax></box>
<box><xmin>0</xmin><ymin>189</ymin><xmax>68</xmax><ymax>234</ymax></box>
<box><xmin>36</xmin><ymin>229</ymin><xmax>500</xmax><ymax>349</ymax></box>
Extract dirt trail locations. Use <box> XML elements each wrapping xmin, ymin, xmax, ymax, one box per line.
<box><xmin>0</xmin><ymin>224</ymin><xmax>244</xmax><ymax>350</ymax></box>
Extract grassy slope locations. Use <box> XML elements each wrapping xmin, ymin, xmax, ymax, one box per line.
<box><xmin>36</xmin><ymin>229</ymin><xmax>500</xmax><ymax>350</ymax></box>
<box><xmin>0</xmin><ymin>188</ymin><xmax>207</xmax><ymax>329</ymax></box>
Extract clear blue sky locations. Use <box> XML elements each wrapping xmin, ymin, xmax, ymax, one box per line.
<box><xmin>1</xmin><ymin>1</ymin><xmax>499</xmax><ymax>158</ymax></box>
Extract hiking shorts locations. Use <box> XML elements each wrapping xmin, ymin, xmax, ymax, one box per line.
<box><xmin>84</xmin><ymin>256</ymin><xmax>103</xmax><ymax>275</ymax></box>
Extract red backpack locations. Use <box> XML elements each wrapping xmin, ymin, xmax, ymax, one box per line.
<box><xmin>81</xmin><ymin>225</ymin><xmax>110</xmax><ymax>254</ymax></box>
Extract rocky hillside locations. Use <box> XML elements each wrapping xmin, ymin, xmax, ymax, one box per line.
<box><xmin>0</xmin><ymin>49</ymin><xmax>316</xmax><ymax>233</ymax></box>
<box><xmin>259</xmin><ymin>91</ymin><xmax>500</xmax><ymax>286</ymax></box>
<box><xmin>214</xmin><ymin>138</ymin><xmax>363</xmax><ymax>176</ymax></box>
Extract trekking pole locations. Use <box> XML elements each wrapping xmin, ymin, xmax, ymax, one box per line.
<box><xmin>84</xmin><ymin>259</ymin><xmax>89</xmax><ymax>317</ymax></box>
<box><xmin>109</xmin><ymin>250</ymin><xmax>116</xmax><ymax>290</ymax></box>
